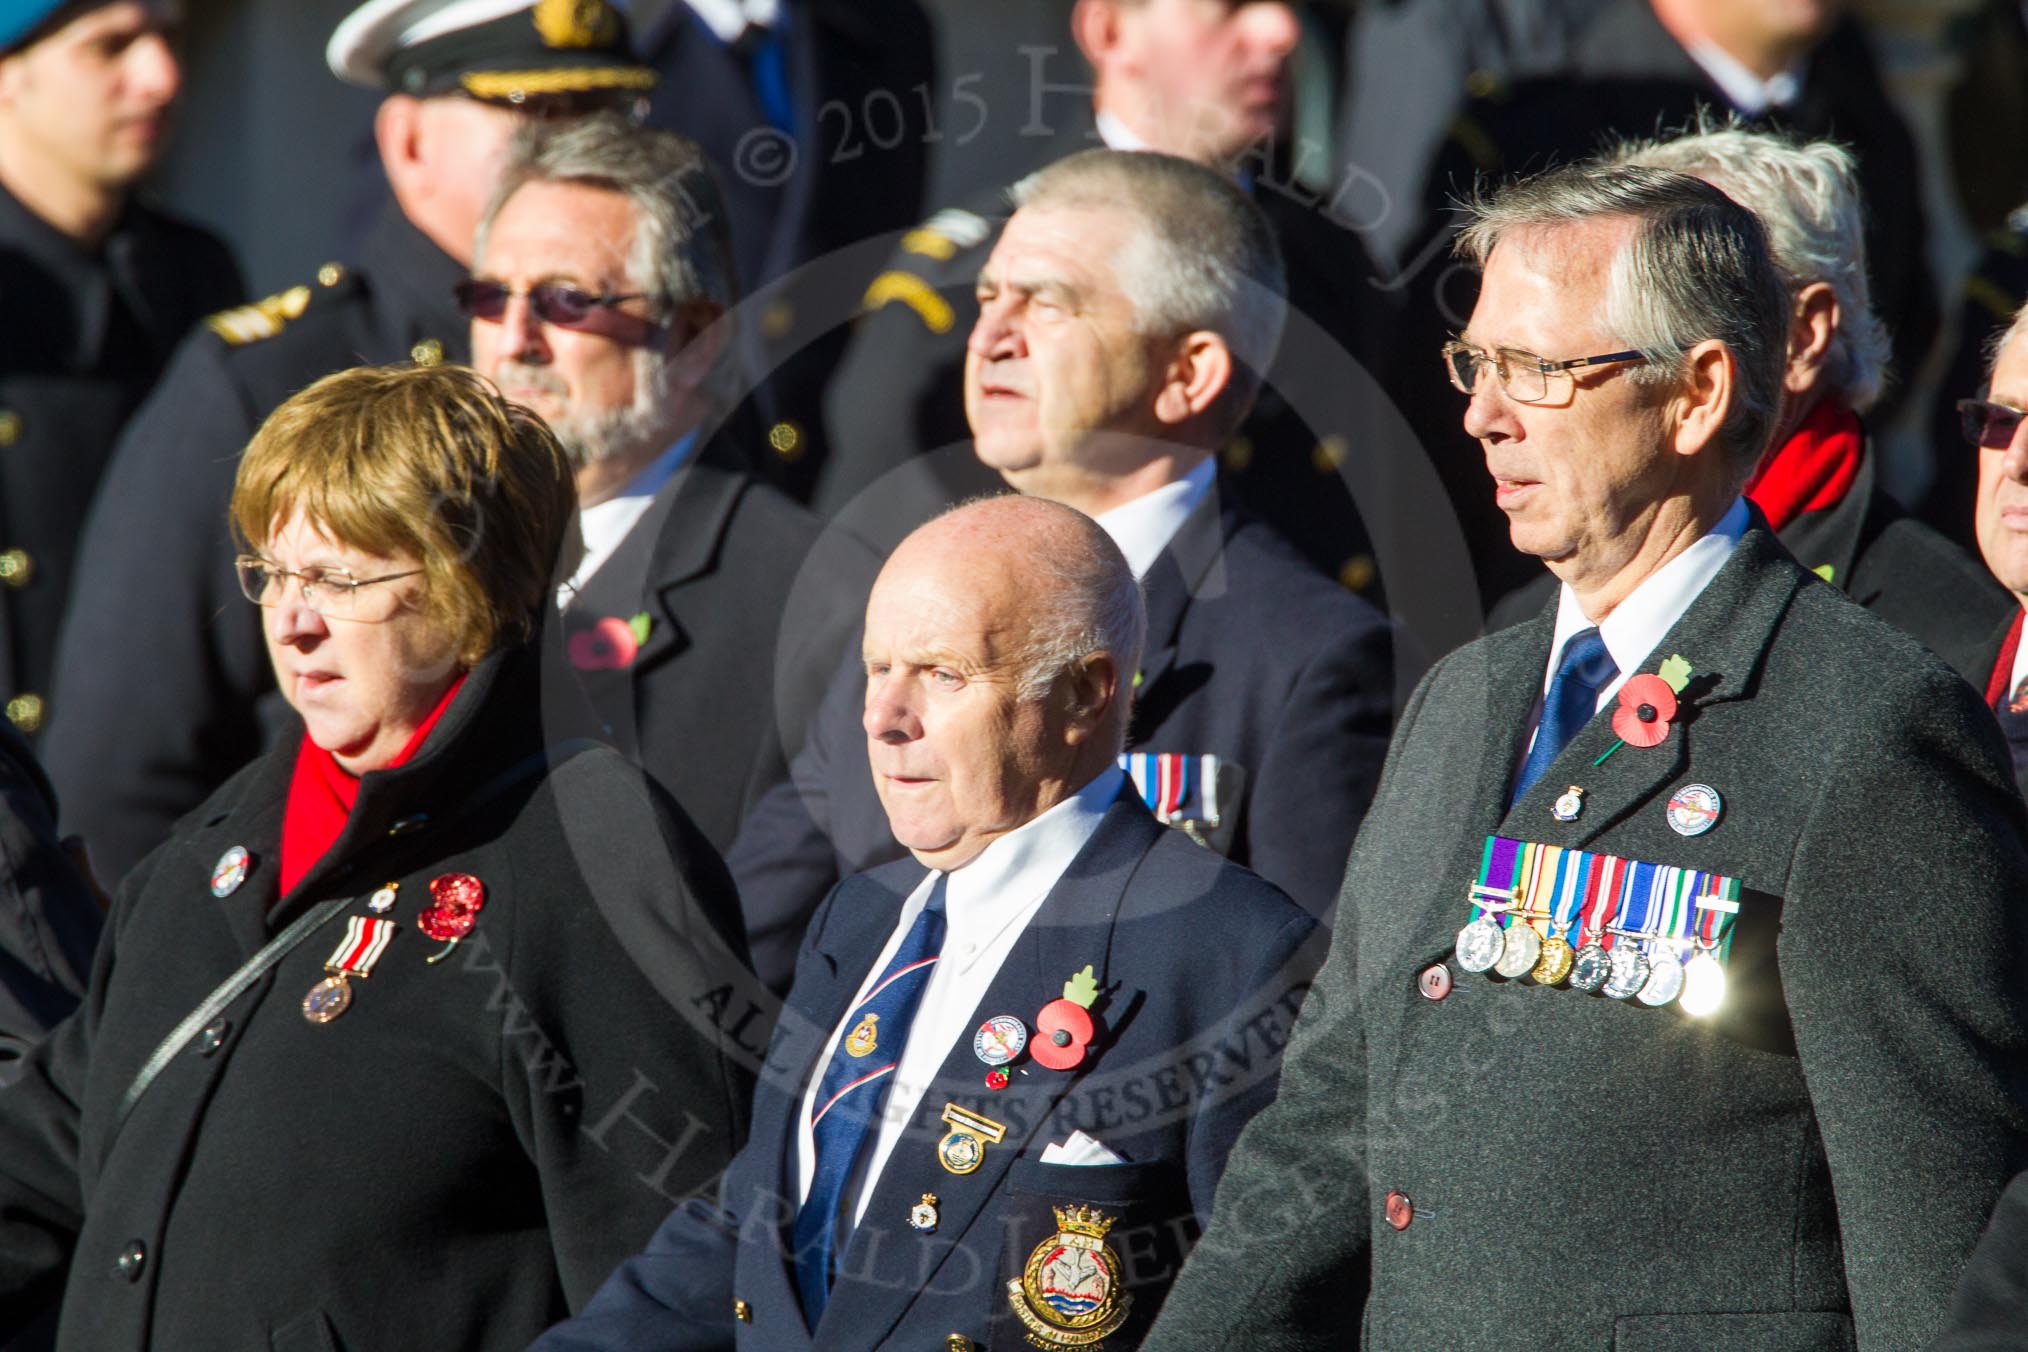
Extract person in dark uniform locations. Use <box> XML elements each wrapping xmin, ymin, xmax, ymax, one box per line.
<box><xmin>41</xmin><ymin>0</ymin><xmax>653</xmax><ymax>885</ymax></box>
<box><xmin>465</xmin><ymin>112</ymin><xmax>876</xmax><ymax>855</ymax></box>
<box><xmin>730</xmin><ymin>150</ymin><xmax>1399</xmax><ymax>989</ymax></box>
<box><xmin>0</xmin><ymin>721</ymin><xmax>98</xmax><ymax>1072</ymax></box>
<box><xmin>0</xmin><ymin>363</ymin><xmax>754</xmax><ymax>1352</ymax></box>
<box><xmin>817</xmin><ymin>0</ymin><xmax>1403</xmax><ymax>603</ymax></box>
<box><xmin>1404</xmin><ymin>0</ymin><xmax>1937</xmax><ymax>609</ymax></box>
<box><xmin>0</xmin><ymin>0</ymin><xmax>242</xmax><ymax>743</ymax></box>
<box><xmin>1142</xmin><ymin>164</ymin><xmax>2028</xmax><ymax>1352</ymax></box>
<box><xmin>1488</xmin><ymin>124</ymin><xmax>2012</xmax><ymax>682</ymax></box>
<box><xmin>628</xmin><ymin>0</ymin><xmax>936</xmax><ymax>503</ymax></box>
<box><xmin>531</xmin><ymin>495</ymin><xmax>1321</xmax><ymax>1352</ymax></box>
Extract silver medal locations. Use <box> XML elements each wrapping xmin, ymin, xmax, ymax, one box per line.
<box><xmin>1454</xmin><ymin>916</ymin><xmax>1506</xmax><ymax>973</ymax></box>
<box><xmin>1568</xmin><ymin>942</ymin><xmax>1612</xmax><ymax>992</ymax></box>
<box><xmin>1637</xmin><ymin>952</ymin><xmax>1686</xmax><ymax>1006</ymax></box>
<box><xmin>1492</xmin><ymin>921</ymin><xmax>1542</xmax><ymax>979</ymax></box>
<box><xmin>1602</xmin><ymin>943</ymin><xmax>1652</xmax><ymax>1000</ymax></box>
<box><xmin>1680</xmin><ymin>951</ymin><xmax>1728</xmax><ymax>1017</ymax></box>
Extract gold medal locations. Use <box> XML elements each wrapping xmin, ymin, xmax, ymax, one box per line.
<box><xmin>937</xmin><ymin>1103</ymin><xmax>1007</xmax><ymax>1175</ymax></box>
<box><xmin>1530</xmin><ymin>935</ymin><xmax>1574</xmax><ymax>986</ymax></box>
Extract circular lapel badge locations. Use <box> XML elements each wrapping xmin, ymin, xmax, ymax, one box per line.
<box><xmin>1665</xmin><ymin>783</ymin><xmax>1723</xmax><ymax>837</ymax></box>
<box><xmin>974</xmin><ymin>1015</ymin><xmax>1027</xmax><ymax>1067</ymax></box>
<box><xmin>1552</xmin><ymin>786</ymin><xmax>1584</xmax><ymax>823</ymax></box>
<box><xmin>210</xmin><ymin>846</ymin><xmax>252</xmax><ymax>898</ymax></box>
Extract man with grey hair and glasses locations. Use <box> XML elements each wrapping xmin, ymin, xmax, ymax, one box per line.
<box><xmin>465</xmin><ymin>112</ymin><xmax>873</xmax><ymax>854</ymax></box>
<box><xmin>1490</xmin><ymin>122</ymin><xmax>2010</xmax><ymax>682</ymax></box>
<box><xmin>533</xmin><ymin>492</ymin><xmax>1321</xmax><ymax>1351</ymax></box>
<box><xmin>1143</xmin><ymin>162</ymin><xmax>2028</xmax><ymax>1351</ymax></box>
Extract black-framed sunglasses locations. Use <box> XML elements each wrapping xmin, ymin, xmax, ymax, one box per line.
<box><xmin>454</xmin><ymin>279</ymin><xmax>655</xmax><ymax>328</ymax></box>
<box><xmin>1959</xmin><ymin>398</ymin><xmax>2028</xmax><ymax>450</ymax></box>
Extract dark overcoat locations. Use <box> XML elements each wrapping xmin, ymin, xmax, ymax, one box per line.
<box><xmin>0</xmin><ymin>184</ymin><xmax>241</xmax><ymax>739</ymax></box>
<box><xmin>40</xmin><ymin>205</ymin><xmax>467</xmax><ymax>884</ymax></box>
<box><xmin>0</xmin><ymin>643</ymin><xmax>756</xmax><ymax>1351</ymax></box>
<box><xmin>727</xmin><ymin>490</ymin><xmax>1398</xmax><ymax>988</ymax></box>
<box><xmin>0</xmin><ymin>722</ymin><xmax>98</xmax><ymax>1065</ymax></box>
<box><xmin>1143</xmin><ymin>523</ymin><xmax>2028</xmax><ymax>1351</ymax></box>
<box><xmin>557</xmin><ymin>447</ymin><xmax>879</xmax><ymax>853</ymax></box>
<box><xmin>532</xmin><ymin>791</ymin><xmax>1323</xmax><ymax>1352</ymax></box>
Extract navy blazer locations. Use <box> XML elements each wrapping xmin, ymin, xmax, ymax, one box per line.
<box><xmin>532</xmin><ymin>794</ymin><xmax>1322</xmax><ymax>1352</ymax></box>
<box><xmin>726</xmin><ymin>490</ymin><xmax>1399</xmax><ymax>988</ymax></box>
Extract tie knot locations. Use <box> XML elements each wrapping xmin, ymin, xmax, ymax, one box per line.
<box><xmin>1562</xmin><ymin>628</ymin><xmax>1616</xmax><ymax>687</ymax></box>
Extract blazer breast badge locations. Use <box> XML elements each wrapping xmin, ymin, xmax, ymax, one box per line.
<box><xmin>1006</xmin><ymin>1204</ymin><xmax>1132</xmax><ymax>1347</ymax></box>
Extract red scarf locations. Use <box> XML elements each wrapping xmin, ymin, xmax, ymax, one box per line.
<box><xmin>1987</xmin><ymin>611</ymin><xmax>2025</xmax><ymax>709</ymax></box>
<box><xmin>1744</xmin><ymin>401</ymin><xmax>1864</xmax><ymax>532</ymax></box>
<box><xmin>278</xmin><ymin>676</ymin><xmax>466</xmax><ymax>897</ymax></box>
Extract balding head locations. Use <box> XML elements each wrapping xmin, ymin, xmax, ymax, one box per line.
<box><xmin>862</xmin><ymin>496</ymin><xmax>1145</xmax><ymax>871</ymax></box>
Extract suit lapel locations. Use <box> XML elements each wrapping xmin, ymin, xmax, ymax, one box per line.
<box><xmin>1130</xmin><ymin>488</ymin><xmax>1231</xmax><ymax>732</ymax></box>
<box><xmin>1503</xmin><ymin>524</ymin><xmax>1807</xmax><ymax>848</ymax></box>
<box><xmin>817</xmin><ymin>799</ymin><xmax>1161</xmax><ymax>1347</ymax></box>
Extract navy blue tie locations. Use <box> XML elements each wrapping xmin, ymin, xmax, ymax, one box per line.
<box><xmin>1513</xmin><ymin>627</ymin><xmax>1616</xmax><ymax>804</ymax></box>
<box><xmin>793</xmin><ymin>880</ymin><xmax>948</xmax><ymax>1328</ymax></box>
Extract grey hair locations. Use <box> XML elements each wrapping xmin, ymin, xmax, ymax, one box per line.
<box><xmin>1455</xmin><ymin>162</ymin><xmax>1789</xmax><ymax>482</ymax></box>
<box><xmin>1010</xmin><ymin>148</ymin><xmax>1286</xmax><ymax>439</ymax></box>
<box><xmin>475</xmin><ymin>111</ymin><xmax>738</xmax><ymax>320</ymax></box>
<box><xmin>1607</xmin><ymin>118</ymin><xmax>1890</xmax><ymax>412</ymax></box>
<box><xmin>1985</xmin><ymin>300</ymin><xmax>2028</xmax><ymax>383</ymax></box>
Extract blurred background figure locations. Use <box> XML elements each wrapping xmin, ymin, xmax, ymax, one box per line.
<box><xmin>628</xmin><ymin>0</ymin><xmax>936</xmax><ymax>504</ymax></box>
<box><xmin>818</xmin><ymin>0</ymin><xmax>1396</xmax><ymax>607</ymax></box>
<box><xmin>0</xmin><ymin>0</ymin><xmax>241</xmax><ymax>746</ymax></box>
<box><xmin>0</xmin><ymin>363</ymin><xmax>753</xmax><ymax>1351</ymax></box>
<box><xmin>42</xmin><ymin>0</ymin><xmax>649</xmax><ymax>886</ymax></box>
<box><xmin>0</xmin><ymin>722</ymin><xmax>97</xmax><ymax>1071</ymax></box>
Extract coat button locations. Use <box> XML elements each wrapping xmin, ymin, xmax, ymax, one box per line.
<box><xmin>732</xmin><ymin>1298</ymin><xmax>751</xmax><ymax>1323</ymax></box>
<box><xmin>115</xmin><ymin>1240</ymin><xmax>146</xmax><ymax>1281</ymax></box>
<box><xmin>1384</xmin><ymin>1190</ymin><xmax>1414</xmax><ymax>1231</ymax></box>
<box><xmin>946</xmin><ymin>1336</ymin><xmax>976</xmax><ymax>1352</ymax></box>
<box><xmin>410</xmin><ymin>337</ymin><xmax>444</xmax><ymax>366</ymax></box>
<box><xmin>1418</xmin><ymin>964</ymin><xmax>1453</xmax><ymax>1001</ymax></box>
<box><xmin>197</xmin><ymin>1018</ymin><xmax>231</xmax><ymax>1056</ymax></box>
<box><xmin>5</xmin><ymin>693</ymin><xmax>43</xmax><ymax>733</ymax></box>
<box><xmin>0</xmin><ymin>409</ymin><xmax>21</xmax><ymax>445</ymax></box>
<box><xmin>317</xmin><ymin>261</ymin><xmax>345</xmax><ymax>288</ymax></box>
<box><xmin>767</xmin><ymin>420</ymin><xmax>803</xmax><ymax>460</ymax></box>
<box><xmin>0</xmin><ymin>548</ymin><xmax>32</xmax><ymax>587</ymax></box>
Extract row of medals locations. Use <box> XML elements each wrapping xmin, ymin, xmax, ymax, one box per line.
<box><xmin>1454</xmin><ymin>909</ymin><xmax>1725</xmax><ymax>1013</ymax></box>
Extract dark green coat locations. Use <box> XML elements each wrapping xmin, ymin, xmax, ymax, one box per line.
<box><xmin>1145</xmin><ymin>524</ymin><xmax>2028</xmax><ymax>1351</ymax></box>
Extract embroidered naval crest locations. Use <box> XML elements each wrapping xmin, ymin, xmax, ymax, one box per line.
<box><xmin>1006</xmin><ymin>1204</ymin><xmax>1132</xmax><ymax>1347</ymax></box>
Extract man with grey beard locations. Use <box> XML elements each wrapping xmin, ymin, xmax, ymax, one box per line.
<box><xmin>466</xmin><ymin>114</ymin><xmax>875</xmax><ymax>855</ymax></box>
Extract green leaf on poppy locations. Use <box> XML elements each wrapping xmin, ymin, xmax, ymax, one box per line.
<box><xmin>1063</xmin><ymin>964</ymin><xmax>1100</xmax><ymax>1008</ymax></box>
<box><xmin>628</xmin><ymin>611</ymin><xmax>652</xmax><ymax>645</ymax></box>
<box><xmin>1658</xmin><ymin>653</ymin><xmax>1693</xmax><ymax>694</ymax></box>
<box><xmin>1812</xmin><ymin>563</ymin><xmax>1835</xmax><ymax>582</ymax></box>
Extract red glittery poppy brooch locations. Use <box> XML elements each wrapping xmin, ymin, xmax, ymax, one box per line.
<box><xmin>421</xmin><ymin>872</ymin><xmax>486</xmax><ymax>964</ymax></box>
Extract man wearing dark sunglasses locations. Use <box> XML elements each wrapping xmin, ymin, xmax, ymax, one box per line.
<box><xmin>465</xmin><ymin>113</ymin><xmax>874</xmax><ymax>859</ymax></box>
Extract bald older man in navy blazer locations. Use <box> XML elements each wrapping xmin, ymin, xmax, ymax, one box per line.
<box><xmin>531</xmin><ymin>496</ymin><xmax>1320</xmax><ymax>1352</ymax></box>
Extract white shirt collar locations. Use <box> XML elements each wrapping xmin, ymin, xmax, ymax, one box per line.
<box><xmin>683</xmin><ymin>0</ymin><xmax>779</xmax><ymax>44</ymax></box>
<box><xmin>557</xmin><ymin>431</ymin><xmax>699</xmax><ymax>607</ymax></box>
<box><xmin>1681</xmin><ymin>38</ymin><xmax>1805</xmax><ymax>116</ymax></box>
<box><xmin>2008</xmin><ymin>608</ymin><xmax>2028</xmax><ymax>699</ymax></box>
<box><xmin>1543</xmin><ymin>497</ymin><xmax>1750</xmax><ymax>708</ymax></box>
<box><xmin>936</xmin><ymin>764</ymin><xmax>1124</xmax><ymax>958</ymax></box>
<box><xmin>1092</xmin><ymin>460</ymin><xmax>1214</xmax><ymax>580</ymax></box>
<box><xmin>1095</xmin><ymin>109</ymin><xmax>1148</xmax><ymax>153</ymax></box>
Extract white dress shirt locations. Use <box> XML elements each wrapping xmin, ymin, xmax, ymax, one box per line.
<box><xmin>1681</xmin><ymin>38</ymin><xmax>1804</xmax><ymax>116</ymax></box>
<box><xmin>555</xmin><ymin>432</ymin><xmax>698</xmax><ymax>608</ymax></box>
<box><xmin>1093</xmin><ymin>459</ymin><xmax>1214</xmax><ymax>580</ymax></box>
<box><xmin>1532</xmin><ymin>498</ymin><xmax>1749</xmax><ymax>738</ymax></box>
<box><xmin>794</xmin><ymin>765</ymin><xmax>1126</xmax><ymax>1233</ymax></box>
<box><xmin>683</xmin><ymin>0</ymin><xmax>779</xmax><ymax>43</ymax></box>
